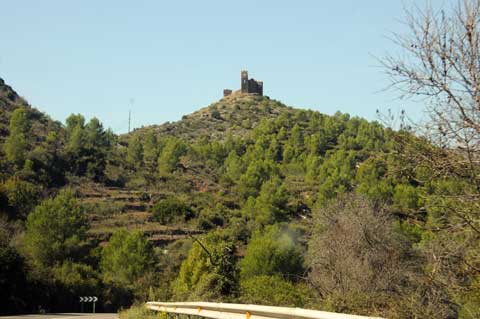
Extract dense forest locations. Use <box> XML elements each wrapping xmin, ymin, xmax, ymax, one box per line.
<box><xmin>2</xmin><ymin>3</ymin><xmax>480</xmax><ymax>318</ymax></box>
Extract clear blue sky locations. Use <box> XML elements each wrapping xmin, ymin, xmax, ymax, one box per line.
<box><xmin>0</xmin><ymin>1</ymin><xmax>439</xmax><ymax>133</ymax></box>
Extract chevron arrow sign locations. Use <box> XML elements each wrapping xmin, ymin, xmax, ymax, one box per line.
<box><xmin>79</xmin><ymin>296</ymin><xmax>97</xmax><ymax>303</ymax></box>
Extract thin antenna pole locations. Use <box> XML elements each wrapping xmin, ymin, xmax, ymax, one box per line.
<box><xmin>128</xmin><ymin>98</ymin><xmax>134</xmax><ymax>133</ymax></box>
<box><xmin>128</xmin><ymin>109</ymin><xmax>131</xmax><ymax>133</ymax></box>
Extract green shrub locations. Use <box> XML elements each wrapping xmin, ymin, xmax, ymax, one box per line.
<box><xmin>83</xmin><ymin>201</ymin><xmax>125</xmax><ymax>217</ymax></box>
<box><xmin>119</xmin><ymin>304</ymin><xmax>163</xmax><ymax>319</ymax></box>
<box><xmin>100</xmin><ymin>229</ymin><xmax>155</xmax><ymax>289</ymax></box>
<box><xmin>139</xmin><ymin>192</ymin><xmax>150</xmax><ymax>202</ymax></box>
<box><xmin>150</xmin><ymin>197</ymin><xmax>193</xmax><ymax>224</ymax></box>
<box><xmin>53</xmin><ymin>261</ymin><xmax>100</xmax><ymax>295</ymax></box>
<box><xmin>172</xmin><ymin>231</ymin><xmax>238</xmax><ymax>300</ymax></box>
<box><xmin>0</xmin><ymin>178</ymin><xmax>40</xmax><ymax>219</ymax></box>
<box><xmin>211</xmin><ymin>109</ymin><xmax>221</xmax><ymax>119</ymax></box>
<box><xmin>197</xmin><ymin>209</ymin><xmax>224</xmax><ymax>230</ymax></box>
<box><xmin>240</xmin><ymin>275</ymin><xmax>304</xmax><ymax>307</ymax></box>
<box><xmin>240</xmin><ymin>224</ymin><xmax>304</xmax><ymax>281</ymax></box>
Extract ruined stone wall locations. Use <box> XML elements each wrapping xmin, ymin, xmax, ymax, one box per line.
<box><xmin>240</xmin><ymin>70</ymin><xmax>263</xmax><ymax>95</ymax></box>
<box><xmin>247</xmin><ymin>78</ymin><xmax>263</xmax><ymax>95</ymax></box>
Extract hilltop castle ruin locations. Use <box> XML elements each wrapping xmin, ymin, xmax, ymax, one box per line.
<box><xmin>224</xmin><ymin>71</ymin><xmax>263</xmax><ymax>97</ymax></box>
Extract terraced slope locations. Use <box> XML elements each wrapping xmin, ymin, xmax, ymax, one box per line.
<box><xmin>76</xmin><ymin>183</ymin><xmax>203</xmax><ymax>245</ymax></box>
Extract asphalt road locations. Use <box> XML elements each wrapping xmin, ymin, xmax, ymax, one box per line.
<box><xmin>0</xmin><ymin>314</ymin><xmax>118</xmax><ymax>319</ymax></box>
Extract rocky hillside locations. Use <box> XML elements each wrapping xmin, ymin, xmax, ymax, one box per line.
<box><xmin>126</xmin><ymin>92</ymin><xmax>294</xmax><ymax>142</ymax></box>
<box><xmin>0</xmin><ymin>77</ymin><xmax>60</xmax><ymax>143</ymax></box>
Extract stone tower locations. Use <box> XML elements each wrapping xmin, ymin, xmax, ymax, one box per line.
<box><xmin>241</xmin><ymin>70</ymin><xmax>249</xmax><ymax>93</ymax></box>
<box><xmin>240</xmin><ymin>70</ymin><xmax>263</xmax><ymax>96</ymax></box>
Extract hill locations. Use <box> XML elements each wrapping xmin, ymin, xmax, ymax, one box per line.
<box><xmin>0</xmin><ymin>76</ymin><xmax>392</xmax><ymax>248</ymax></box>
<box><xmin>126</xmin><ymin>92</ymin><xmax>293</xmax><ymax>142</ymax></box>
<box><xmin>0</xmin><ymin>77</ymin><xmax>60</xmax><ymax>144</ymax></box>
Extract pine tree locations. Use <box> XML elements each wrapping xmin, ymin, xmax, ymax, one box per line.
<box><xmin>24</xmin><ymin>189</ymin><xmax>88</xmax><ymax>268</ymax></box>
<box><xmin>127</xmin><ymin>134</ymin><xmax>144</xmax><ymax>168</ymax></box>
<box><xmin>4</xmin><ymin>107</ymin><xmax>30</xmax><ymax>166</ymax></box>
<box><xmin>143</xmin><ymin>132</ymin><xmax>158</xmax><ymax>171</ymax></box>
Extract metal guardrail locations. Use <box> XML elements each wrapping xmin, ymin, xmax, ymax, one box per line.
<box><xmin>146</xmin><ymin>301</ymin><xmax>384</xmax><ymax>319</ymax></box>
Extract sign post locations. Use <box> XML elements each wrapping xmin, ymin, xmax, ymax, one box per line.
<box><xmin>79</xmin><ymin>296</ymin><xmax>98</xmax><ymax>313</ymax></box>
<box><xmin>79</xmin><ymin>297</ymin><xmax>84</xmax><ymax>313</ymax></box>
<box><xmin>93</xmin><ymin>296</ymin><xmax>98</xmax><ymax>313</ymax></box>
